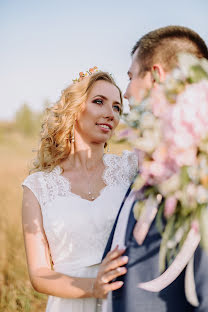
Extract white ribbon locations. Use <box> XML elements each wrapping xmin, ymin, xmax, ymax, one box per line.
<box><xmin>138</xmin><ymin>227</ymin><xmax>200</xmax><ymax>293</ymax></box>
<box><xmin>185</xmin><ymin>255</ymin><xmax>199</xmax><ymax>307</ymax></box>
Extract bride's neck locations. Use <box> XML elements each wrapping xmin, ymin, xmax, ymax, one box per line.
<box><xmin>66</xmin><ymin>137</ymin><xmax>105</xmax><ymax>171</ymax></box>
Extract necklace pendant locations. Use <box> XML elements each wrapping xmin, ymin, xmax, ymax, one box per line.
<box><xmin>88</xmin><ymin>191</ymin><xmax>95</xmax><ymax>200</ymax></box>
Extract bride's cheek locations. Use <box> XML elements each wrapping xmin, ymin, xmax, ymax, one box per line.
<box><xmin>114</xmin><ymin>116</ymin><xmax>120</xmax><ymax>128</ymax></box>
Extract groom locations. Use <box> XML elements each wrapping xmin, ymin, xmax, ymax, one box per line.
<box><xmin>103</xmin><ymin>26</ymin><xmax>208</xmax><ymax>312</ymax></box>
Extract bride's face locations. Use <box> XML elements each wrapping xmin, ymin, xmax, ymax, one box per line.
<box><xmin>75</xmin><ymin>80</ymin><xmax>122</xmax><ymax>145</ymax></box>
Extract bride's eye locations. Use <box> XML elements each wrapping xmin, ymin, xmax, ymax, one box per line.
<box><xmin>93</xmin><ymin>99</ymin><xmax>103</xmax><ymax>105</ymax></box>
<box><xmin>113</xmin><ymin>105</ymin><xmax>121</xmax><ymax>114</ymax></box>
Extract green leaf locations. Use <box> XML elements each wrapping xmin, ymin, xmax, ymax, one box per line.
<box><xmin>200</xmin><ymin>207</ymin><xmax>208</xmax><ymax>252</ymax></box>
<box><xmin>159</xmin><ymin>215</ymin><xmax>175</xmax><ymax>272</ymax></box>
<box><xmin>144</xmin><ymin>186</ymin><xmax>156</xmax><ymax>197</ymax></box>
<box><xmin>180</xmin><ymin>166</ymin><xmax>190</xmax><ymax>185</ymax></box>
<box><xmin>156</xmin><ymin>201</ymin><xmax>165</xmax><ymax>235</ymax></box>
<box><xmin>133</xmin><ymin>200</ymin><xmax>145</xmax><ymax>220</ymax></box>
<box><xmin>188</xmin><ymin>65</ymin><xmax>208</xmax><ymax>83</ymax></box>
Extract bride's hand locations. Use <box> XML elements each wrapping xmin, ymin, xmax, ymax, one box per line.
<box><xmin>93</xmin><ymin>246</ymin><xmax>128</xmax><ymax>299</ymax></box>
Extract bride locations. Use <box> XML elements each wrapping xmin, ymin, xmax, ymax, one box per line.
<box><xmin>22</xmin><ymin>69</ymin><xmax>138</xmax><ymax>311</ymax></box>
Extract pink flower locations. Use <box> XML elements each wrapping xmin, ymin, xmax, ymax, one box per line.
<box><xmin>168</xmin><ymin>145</ymin><xmax>197</xmax><ymax>167</ymax></box>
<box><xmin>191</xmin><ymin>220</ymin><xmax>199</xmax><ymax>233</ymax></box>
<box><xmin>150</xmin><ymin>86</ymin><xmax>169</xmax><ymax>118</ymax></box>
<box><xmin>140</xmin><ymin>159</ymin><xmax>174</xmax><ymax>185</ymax></box>
<box><xmin>160</xmin><ymin>81</ymin><xmax>208</xmax><ymax>168</ymax></box>
<box><xmin>152</xmin><ymin>144</ymin><xmax>168</xmax><ymax>163</ymax></box>
<box><xmin>164</xmin><ymin>196</ymin><xmax>177</xmax><ymax>218</ymax></box>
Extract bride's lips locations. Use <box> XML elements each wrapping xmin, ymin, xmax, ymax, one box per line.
<box><xmin>96</xmin><ymin>123</ymin><xmax>113</xmax><ymax>133</ymax></box>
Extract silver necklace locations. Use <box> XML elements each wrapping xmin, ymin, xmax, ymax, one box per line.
<box><xmin>85</xmin><ymin>161</ymin><xmax>103</xmax><ymax>201</ymax></box>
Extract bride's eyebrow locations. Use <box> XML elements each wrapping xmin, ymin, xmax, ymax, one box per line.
<box><xmin>92</xmin><ymin>95</ymin><xmax>107</xmax><ymax>99</ymax></box>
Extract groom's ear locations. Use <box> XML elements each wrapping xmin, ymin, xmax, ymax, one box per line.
<box><xmin>151</xmin><ymin>64</ymin><xmax>166</xmax><ymax>84</ymax></box>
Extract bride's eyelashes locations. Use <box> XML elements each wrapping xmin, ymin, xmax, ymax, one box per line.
<box><xmin>113</xmin><ymin>105</ymin><xmax>122</xmax><ymax>114</ymax></box>
<box><xmin>92</xmin><ymin>98</ymin><xmax>121</xmax><ymax>114</ymax></box>
<box><xmin>93</xmin><ymin>98</ymin><xmax>103</xmax><ymax>105</ymax></box>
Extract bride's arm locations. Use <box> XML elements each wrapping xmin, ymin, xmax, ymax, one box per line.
<box><xmin>22</xmin><ymin>187</ymin><xmax>127</xmax><ymax>299</ymax></box>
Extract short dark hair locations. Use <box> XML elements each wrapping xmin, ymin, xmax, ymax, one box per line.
<box><xmin>132</xmin><ymin>25</ymin><xmax>208</xmax><ymax>76</ymax></box>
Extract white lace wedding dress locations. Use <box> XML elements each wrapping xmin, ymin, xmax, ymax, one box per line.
<box><xmin>22</xmin><ymin>151</ymin><xmax>138</xmax><ymax>312</ymax></box>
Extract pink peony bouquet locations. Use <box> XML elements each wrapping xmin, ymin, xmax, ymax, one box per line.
<box><xmin>119</xmin><ymin>53</ymin><xmax>208</xmax><ymax>271</ymax></box>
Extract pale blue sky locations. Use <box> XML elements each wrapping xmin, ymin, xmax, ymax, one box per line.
<box><xmin>1</xmin><ymin>0</ymin><xmax>208</xmax><ymax>120</ymax></box>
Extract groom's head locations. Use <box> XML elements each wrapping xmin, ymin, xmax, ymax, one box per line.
<box><xmin>124</xmin><ymin>25</ymin><xmax>208</xmax><ymax>102</ymax></box>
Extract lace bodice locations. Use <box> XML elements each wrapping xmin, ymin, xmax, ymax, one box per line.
<box><xmin>22</xmin><ymin>151</ymin><xmax>138</xmax><ymax>271</ymax></box>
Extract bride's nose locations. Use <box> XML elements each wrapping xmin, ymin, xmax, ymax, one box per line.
<box><xmin>103</xmin><ymin>104</ymin><xmax>114</xmax><ymax>120</ymax></box>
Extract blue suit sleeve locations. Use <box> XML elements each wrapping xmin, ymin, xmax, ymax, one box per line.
<box><xmin>194</xmin><ymin>246</ymin><xmax>208</xmax><ymax>311</ymax></box>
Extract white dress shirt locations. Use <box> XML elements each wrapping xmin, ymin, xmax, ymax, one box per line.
<box><xmin>111</xmin><ymin>190</ymin><xmax>135</xmax><ymax>250</ymax></box>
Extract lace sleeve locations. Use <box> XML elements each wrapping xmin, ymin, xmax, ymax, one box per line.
<box><xmin>22</xmin><ymin>172</ymin><xmax>43</xmax><ymax>205</ymax></box>
<box><xmin>121</xmin><ymin>150</ymin><xmax>138</xmax><ymax>183</ymax></box>
<box><xmin>103</xmin><ymin>150</ymin><xmax>138</xmax><ymax>188</ymax></box>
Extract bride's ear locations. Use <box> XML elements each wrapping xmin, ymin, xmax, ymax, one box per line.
<box><xmin>151</xmin><ymin>64</ymin><xmax>166</xmax><ymax>84</ymax></box>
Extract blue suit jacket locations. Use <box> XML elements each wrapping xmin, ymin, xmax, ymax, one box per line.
<box><xmin>103</xmin><ymin>186</ymin><xmax>208</xmax><ymax>312</ymax></box>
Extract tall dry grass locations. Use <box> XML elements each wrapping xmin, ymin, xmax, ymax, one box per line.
<box><xmin>0</xmin><ymin>130</ymin><xmax>47</xmax><ymax>311</ymax></box>
<box><xmin>0</xmin><ymin>124</ymin><xmax>129</xmax><ymax>311</ymax></box>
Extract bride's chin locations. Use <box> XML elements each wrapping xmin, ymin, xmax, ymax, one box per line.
<box><xmin>90</xmin><ymin>139</ymin><xmax>108</xmax><ymax>146</ymax></box>
<box><xmin>89</xmin><ymin>135</ymin><xmax>111</xmax><ymax>145</ymax></box>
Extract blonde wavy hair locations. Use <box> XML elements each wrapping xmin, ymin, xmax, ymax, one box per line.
<box><xmin>31</xmin><ymin>71</ymin><xmax>123</xmax><ymax>173</ymax></box>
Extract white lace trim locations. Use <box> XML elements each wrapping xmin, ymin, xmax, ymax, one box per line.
<box><xmin>22</xmin><ymin>150</ymin><xmax>138</xmax><ymax>209</ymax></box>
<box><xmin>103</xmin><ymin>150</ymin><xmax>138</xmax><ymax>188</ymax></box>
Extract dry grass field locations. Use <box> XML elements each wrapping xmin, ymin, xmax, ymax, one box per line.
<box><xmin>0</xmin><ymin>122</ymin><xmax>129</xmax><ymax>311</ymax></box>
<box><xmin>0</xmin><ymin>126</ymin><xmax>47</xmax><ymax>312</ymax></box>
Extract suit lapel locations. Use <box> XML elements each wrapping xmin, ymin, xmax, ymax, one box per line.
<box><xmin>125</xmin><ymin>200</ymin><xmax>137</xmax><ymax>245</ymax></box>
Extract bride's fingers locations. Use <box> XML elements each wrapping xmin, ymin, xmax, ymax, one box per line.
<box><xmin>101</xmin><ymin>247</ymin><xmax>117</xmax><ymax>265</ymax></box>
<box><xmin>102</xmin><ymin>266</ymin><xmax>127</xmax><ymax>283</ymax></box>
<box><xmin>104</xmin><ymin>280</ymin><xmax>124</xmax><ymax>293</ymax></box>
<box><xmin>104</xmin><ymin>246</ymin><xmax>126</xmax><ymax>265</ymax></box>
<box><xmin>103</xmin><ymin>255</ymin><xmax>128</xmax><ymax>273</ymax></box>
